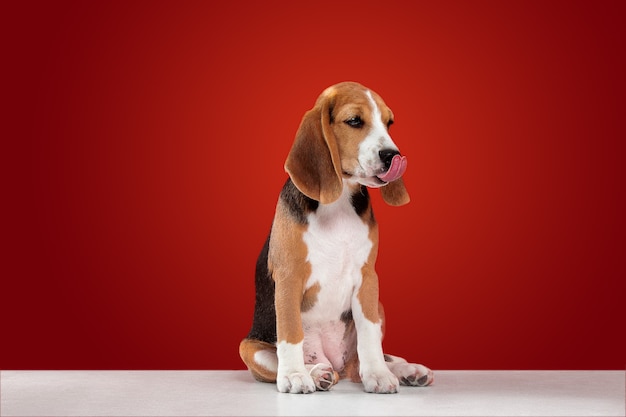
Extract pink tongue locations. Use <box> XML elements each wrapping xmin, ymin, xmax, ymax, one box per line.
<box><xmin>378</xmin><ymin>154</ymin><xmax>407</xmax><ymax>183</ymax></box>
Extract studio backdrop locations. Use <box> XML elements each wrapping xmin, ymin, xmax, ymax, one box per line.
<box><xmin>2</xmin><ymin>0</ymin><xmax>624</xmax><ymax>370</ymax></box>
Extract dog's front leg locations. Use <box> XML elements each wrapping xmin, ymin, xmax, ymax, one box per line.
<box><xmin>353</xmin><ymin>268</ymin><xmax>399</xmax><ymax>393</ymax></box>
<box><xmin>274</xmin><ymin>277</ymin><xmax>316</xmax><ymax>394</ymax></box>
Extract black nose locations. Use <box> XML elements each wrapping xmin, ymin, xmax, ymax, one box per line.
<box><xmin>379</xmin><ymin>149</ymin><xmax>400</xmax><ymax>169</ymax></box>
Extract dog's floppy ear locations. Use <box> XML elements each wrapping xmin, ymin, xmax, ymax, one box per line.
<box><xmin>285</xmin><ymin>94</ymin><xmax>343</xmax><ymax>204</ymax></box>
<box><xmin>380</xmin><ymin>178</ymin><xmax>410</xmax><ymax>206</ymax></box>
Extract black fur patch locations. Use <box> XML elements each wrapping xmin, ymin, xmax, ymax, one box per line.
<box><xmin>340</xmin><ymin>310</ymin><xmax>353</xmax><ymax>324</ymax></box>
<box><xmin>246</xmin><ymin>234</ymin><xmax>277</xmax><ymax>344</ymax></box>
<box><xmin>350</xmin><ymin>185</ymin><xmax>370</xmax><ymax>217</ymax></box>
<box><xmin>280</xmin><ymin>178</ymin><xmax>319</xmax><ymax>224</ymax></box>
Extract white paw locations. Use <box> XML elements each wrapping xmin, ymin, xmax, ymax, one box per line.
<box><xmin>306</xmin><ymin>363</ymin><xmax>336</xmax><ymax>391</ymax></box>
<box><xmin>387</xmin><ymin>362</ymin><xmax>434</xmax><ymax>387</ymax></box>
<box><xmin>276</xmin><ymin>371</ymin><xmax>316</xmax><ymax>394</ymax></box>
<box><xmin>361</xmin><ymin>368</ymin><xmax>399</xmax><ymax>393</ymax></box>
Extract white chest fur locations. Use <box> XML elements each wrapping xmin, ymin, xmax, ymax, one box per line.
<box><xmin>302</xmin><ymin>185</ymin><xmax>372</xmax><ymax>316</ymax></box>
<box><xmin>300</xmin><ymin>184</ymin><xmax>372</xmax><ymax>368</ymax></box>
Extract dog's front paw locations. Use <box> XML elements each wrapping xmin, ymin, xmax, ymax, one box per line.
<box><xmin>361</xmin><ymin>368</ymin><xmax>399</xmax><ymax>393</ymax></box>
<box><xmin>276</xmin><ymin>371</ymin><xmax>316</xmax><ymax>394</ymax></box>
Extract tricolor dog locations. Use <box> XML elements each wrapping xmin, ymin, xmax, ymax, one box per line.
<box><xmin>239</xmin><ymin>82</ymin><xmax>433</xmax><ymax>393</ymax></box>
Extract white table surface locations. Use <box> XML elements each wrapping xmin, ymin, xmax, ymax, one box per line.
<box><xmin>1</xmin><ymin>370</ymin><xmax>624</xmax><ymax>416</ymax></box>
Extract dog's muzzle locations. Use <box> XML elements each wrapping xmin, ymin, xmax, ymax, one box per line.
<box><xmin>377</xmin><ymin>150</ymin><xmax>407</xmax><ymax>183</ymax></box>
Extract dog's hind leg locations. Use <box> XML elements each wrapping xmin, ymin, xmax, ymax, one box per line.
<box><xmin>239</xmin><ymin>339</ymin><xmax>278</xmax><ymax>383</ymax></box>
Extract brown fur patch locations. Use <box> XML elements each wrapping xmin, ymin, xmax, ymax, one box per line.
<box><xmin>357</xmin><ymin>222</ymin><xmax>381</xmax><ymax>324</ymax></box>
<box><xmin>340</xmin><ymin>312</ymin><xmax>359</xmax><ymax>381</ymax></box>
<box><xmin>380</xmin><ymin>177</ymin><xmax>410</xmax><ymax>206</ymax></box>
<box><xmin>341</xmin><ymin>353</ymin><xmax>362</xmax><ymax>383</ymax></box>
<box><xmin>301</xmin><ymin>282</ymin><xmax>321</xmax><ymax>312</ymax></box>
<box><xmin>269</xmin><ymin>198</ymin><xmax>311</xmax><ymax>345</ymax></box>
<box><xmin>378</xmin><ymin>301</ymin><xmax>387</xmax><ymax>339</ymax></box>
<box><xmin>285</xmin><ymin>96</ymin><xmax>343</xmax><ymax>204</ymax></box>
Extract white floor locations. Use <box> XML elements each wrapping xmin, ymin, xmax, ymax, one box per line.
<box><xmin>0</xmin><ymin>370</ymin><xmax>624</xmax><ymax>416</ymax></box>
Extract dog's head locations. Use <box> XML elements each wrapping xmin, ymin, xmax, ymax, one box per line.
<box><xmin>285</xmin><ymin>81</ymin><xmax>410</xmax><ymax>206</ymax></box>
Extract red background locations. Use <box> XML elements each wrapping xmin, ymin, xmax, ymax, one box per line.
<box><xmin>2</xmin><ymin>1</ymin><xmax>624</xmax><ymax>370</ymax></box>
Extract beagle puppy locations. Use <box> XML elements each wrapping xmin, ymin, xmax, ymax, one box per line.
<box><xmin>239</xmin><ymin>82</ymin><xmax>433</xmax><ymax>394</ymax></box>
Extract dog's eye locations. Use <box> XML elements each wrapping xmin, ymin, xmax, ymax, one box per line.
<box><xmin>387</xmin><ymin>120</ymin><xmax>394</xmax><ymax>129</ymax></box>
<box><xmin>345</xmin><ymin>116</ymin><xmax>364</xmax><ymax>128</ymax></box>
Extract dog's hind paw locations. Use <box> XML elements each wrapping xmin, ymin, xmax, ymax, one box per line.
<box><xmin>400</xmin><ymin>368</ymin><xmax>434</xmax><ymax>386</ymax></box>
<box><xmin>307</xmin><ymin>363</ymin><xmax>337</xmax><ymax>391</ymax></box>
<box><xmin>388</xmin><ymin>361</ymin><xmax>434</xmax><ymax>387</ymax></box>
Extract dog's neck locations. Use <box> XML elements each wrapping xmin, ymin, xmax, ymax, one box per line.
<box><xmin>312</xmin><ymin>181</ymin><xmax>370</xmax><ymax>222</ymax></box>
